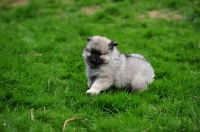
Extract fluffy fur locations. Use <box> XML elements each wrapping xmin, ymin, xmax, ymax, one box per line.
<box><xmin>82</xmin><ymin>36</ymin><xmax>155</xmax><ymax>95</ymax></box>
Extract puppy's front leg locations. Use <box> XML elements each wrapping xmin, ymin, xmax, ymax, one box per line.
<box><xmin>87</xmin><ymin>77</ymin><xmax>94</xmax><ymax>88</ymax></box>
<box><xmin>86</xmin><ymin>78</ymin><xmax>113</xmax><ymax>95</ymax></box>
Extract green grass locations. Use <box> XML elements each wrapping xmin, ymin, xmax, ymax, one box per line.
<box><xmin>0</xmin><ymin>0</ymin><xmax>200</xmax><ymax>131</ymax></box>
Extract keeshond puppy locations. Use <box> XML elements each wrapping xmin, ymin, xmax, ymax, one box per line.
<box><xmin>82</xmin><ymin>36</ymin><xmax>155</xmax><ymax>95</ymax></box>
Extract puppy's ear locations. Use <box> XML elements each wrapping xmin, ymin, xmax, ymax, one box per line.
<box><xmin>111</xmin><ymin>41</ymin><xmax>118</xmax><ymax>46</ymax></box>
<box><xmin>109</xmin><ymin>41</ymin><xmax>118</xmax><ymax>50</ymax></box>
<box><xmin>87</xmin><ymin>37</ymin><xmax>92</xmax><ymax>42</ymax></box>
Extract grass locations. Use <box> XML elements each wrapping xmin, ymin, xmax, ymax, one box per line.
<box><xmin>0</xmin><ymin>0</ymin><xmax>200</xmax><ymax>131</ymax></box>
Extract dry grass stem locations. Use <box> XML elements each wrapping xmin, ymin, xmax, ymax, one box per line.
<box><xmin>44</xmin><ymin>106</ymin><xmax>46</xmax><ymax>114</ymax></box>
<box><xmin>187</xmin><ymin>95</ymin><xmax>200</xmax><ymax>100</ymax></box>
<box><xmin>30</xmin><ymin>108</ymin><xmax>34</xmax><ymax>121</ymax></box>
<box><xmin>62</xmin><ymin>116</ymin><xmax>83</xmax><ymax>132</ymax></box>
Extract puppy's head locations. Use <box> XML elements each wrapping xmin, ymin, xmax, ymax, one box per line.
<box><xmin>82</xmin><ymin>36</ymin><xmax>118</xmax><ymax>67</ymax></box>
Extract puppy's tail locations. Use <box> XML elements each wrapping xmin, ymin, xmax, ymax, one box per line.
<box><xmin>130</xmin><ymin>54</ymin><xmax>145</xmax><ymax>60</ymax></box>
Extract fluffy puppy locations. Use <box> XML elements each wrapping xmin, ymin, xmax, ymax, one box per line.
<box><xmin>82</xmin><ymin>36</ymin><xmax>155</xmax><ymax>95</ymax></box>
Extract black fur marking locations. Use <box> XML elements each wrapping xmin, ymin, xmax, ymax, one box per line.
<box><xmin>87</xmin><ymin>54</ymin><xmax>103</xmax><ymax>66</ymax></box>
<box><xmin>90</xmin><ymin>76</ymin><xmax>97</xmax><ymax>82</ymax></box>
<box><xmin>125</xmin><ymin>54</ymin><xmax>132</xmax><ymax>58</ymax></box>
<box><xmin>91</xmin><ymin>49</ymin><xmax>102</xmax><ymax>55</ymax></box>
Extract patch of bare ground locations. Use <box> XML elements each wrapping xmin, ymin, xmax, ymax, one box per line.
<box><xmin>81</xmin><ymin>6</ymin><xmax>101</xmax><ymax>15</ymax></box>
<box><xmin>0</xmin><ymin>0</ymin><xmax>28</xmax><ymax>6</ymax></box>
<box><xmin>137</xmin><ymin>9</ymin><xmax>182</xmax><ymax>21</ymax></box>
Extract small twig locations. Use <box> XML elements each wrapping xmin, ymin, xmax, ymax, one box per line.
<box><xmin>62</xmin><ymin>116</ymin><xmax>83</xmax><ymax>132</ymax></box>
<box><xmin>150</xmin><ymin>105</ymin><xmax>157</xmax><ymax>111</ymax></box>
<box><xmin>186</xmin><ymin>95</ymin><xmax>200</xmax><ymax>100</ymax></box>
<box><xmin>30</xmin><ymin>108</ymin><xmax>34</xmax><ymax>121</ymax></box>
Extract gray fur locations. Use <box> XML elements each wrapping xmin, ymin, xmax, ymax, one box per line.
<box><xmin>82</xmin><ymin>36</ymin><xmax>155</xmax><ymax>95</ymax></box>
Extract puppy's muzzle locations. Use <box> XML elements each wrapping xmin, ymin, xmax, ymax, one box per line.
<box><xmin>87</xmin><ymin>54</ymin><xmax>103</xmax><ymax>66</ymax></box>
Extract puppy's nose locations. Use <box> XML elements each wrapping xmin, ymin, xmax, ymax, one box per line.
<box><xmin>92</xmin><ymin>59</ymin><xmax>96</xmax><ymax>62</ymax></box>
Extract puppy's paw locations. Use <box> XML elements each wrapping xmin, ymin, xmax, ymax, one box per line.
<box><xmin>86</xmin><ymin>89</ymin><xmax>100</xmax><ymax>95</ymax></box>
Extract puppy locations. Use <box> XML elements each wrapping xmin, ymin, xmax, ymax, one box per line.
<box><xmin>82</xmin><ymin>36</ymin><xmax>155</xmax><ymax>95</ymax></box>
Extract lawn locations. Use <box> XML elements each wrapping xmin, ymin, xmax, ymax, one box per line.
<box><xmin>0</xmin><ymin>0</ymin><xmax>200</xmax><ymax>131</ymax></box>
